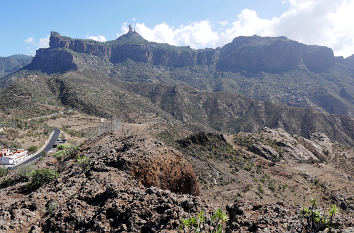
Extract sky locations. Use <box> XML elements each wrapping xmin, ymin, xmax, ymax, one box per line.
<box><xmin>1</xmin><ymin>0</ymin><xmax>354</xmax><ymax>57</ymax></box>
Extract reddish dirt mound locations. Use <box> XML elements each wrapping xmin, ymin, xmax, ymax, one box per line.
<box><xmin>80</xmin><ymin>132</ymin><xmax>200</xmax><ymax>195</ymax></box>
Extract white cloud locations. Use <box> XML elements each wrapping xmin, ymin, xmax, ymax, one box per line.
<box><xmin>39</xmin><ymin>36</ymin><xmax>49</xmax><ymax>48</ymax></box>
<box><xmin>134</xmin><ymin>20</ymin><xmax>219</xmax><ymax>48</ymax></box>
<box><xmin>217</xmin><ymin>9</ymin><xmax>277</xmax><ymax>46</ymax></box>
<box><xmin>88</xmin><ymin>35</ymin><xmax>107</xmax><ymax>42</ymax></box>
<box><xmin>273</xmin><ymin>0</ymin><xmax>354</xmax><ymax>56</ymax></box>
<box><xmin>219</xmin><ymin>21</ymin><xmax>228</xmax><ymax>26</ymax></box>
<box><xmin>25</xmin><ymin>37</ymin><xmax>34</xmax><ymax>43</ymax></box>
<box><xmin>24</xmin><ymin>35</ymin><xmax>49</xmax><ymax>55</ymax></box>
<box><xmin>119</xmin><ymin>0</ymin><xmax>354</xmax><ymax>57</ymax></box>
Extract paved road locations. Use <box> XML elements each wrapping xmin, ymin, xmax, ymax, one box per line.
<box><xmin>9</xmin><ymin>128</ymin><xmax>60</xmax><ymax>170</ymax></box>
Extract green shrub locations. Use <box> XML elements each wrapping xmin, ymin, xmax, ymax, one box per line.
<box><xmin>26</xmin><ymin>168</ymin><xmax>59</xmax><ymax>192</ymax></box>
<box><xmin>180</xmin><ymin>209</ymin><xmax>229</xmax><ymax>233</ymax></box>
<box><xmin>244</xmin><ymin>184</ymin><xmax>252</xmax><ymax>192</ymax></box>
<box><xmin>27</xmin><ymin>145</ymin><xmax>38</xmax><ymax>153</ymax></box>
<box><xmin>257</xmin><ymin>184</ymin><xmax>264</xmax><ymax>194</ymax></box>
<box><xmin>268</xmin><ymin>182</ymin><xmax>276</xmax><ymax>192</ymax></box>
<box><xmin>46</xmin><ymin>202</ymin><xmax>58</xmax><ymax>214</ymax></box>
<box><xmin>53</xmin><ymin>144</ymin><xmax>75</xmax><ymax>160</ymax></box>
<box><xmin>1</xmin><ymin>165</ymin><xmax>35</xmax><ymax>188</ymax></box>
<box><xmin>0</xmin><ymin>178</ymin><xmax>12</xmax><ymax>188</ymax></box>
<box><xmin>302</xmin><ymin>198</ymin><xmax>339</xmax><ymax>232</ymax></box>
<box><xmin>0</xmin><ymin>167</ymin><xmax>8</xmax><ymax>177</ymax></box>
<box><xmin>76</xmin><ymin>155</ymin><xmax>90</xmax><ymax>172</ymax></box>
<box><xmin>56</xmin><ymin>144</ymin><xmax>71</xmax><ymax>151</ymax></box>
<box><xmin>260</xmin><ymin>176</ymin><xmax>266</xmax><ymax>184</ymax></box>
<box><xmin>53</xmin><ymin>150</ymin><xmax>67</xmax><ymax>160</ymax></box>
<box><xmin>16</xmin><ymin>165</ymin><xmax>35</xmax><ymax>179</ymax></box>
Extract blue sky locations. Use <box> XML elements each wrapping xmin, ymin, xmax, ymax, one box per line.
<box><xmin>1</xmin><ymin>0</ymin><xmax>354</xmax><ymax>57</ymax></box>
<box><xmin>0</xmin><ymin>0</ymin><xmax>288</xmax><ymax>56</ymax></box>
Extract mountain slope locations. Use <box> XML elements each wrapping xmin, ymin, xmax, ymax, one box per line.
<box><xmin>1</xmin><ymin>29</ymin><xmax>353</xmax><ymax>145</ymax></box>
<box><xmin>10</xmin><ymin>31</ymin><xmax>351</xmax><ymax>117</ymax></box>
<box><xmin>0</xmin><ymin>54</ymin><xmax>32</xmax><ymax>79</ymax></box>
<box><xmin>1</xmin><ymin>66</ymin><xmax>353</xmax><ymax>145</ymax></box>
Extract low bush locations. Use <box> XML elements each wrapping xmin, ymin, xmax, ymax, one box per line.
<box><xmin>56</xmin><ymin>144</ymin><xmax>71</xmax><ymax>151</ymax></box>
<box><xmin>53</xmin><ymin>144</ymin><xmax>76</xmax><ymax>161</ymax></box>
<box><xmin>27</xmin><ymin>145</ymin><xmax>38</xmax><ymax>153</ymax></box>
<box><xmin>1</xmin><ymin>165</ymin><xmax>35</xmax><ymax>189</ymax></box>
<box><xmin>0</xmin><ymin>167</ymin><xmax>8</xmax><ymax>177</ymax></box>
<box><xmin>25</xmin><ymin>168</ymin><xmax>59</xmax><ymax>192</ymax></box>
<box><xmin>268</xmin><ymin>182</ymin><xmax>276</xmax><ymax>192</ymax></box>
<box><xmin>53</xmin><ymin>150</ymin><xmax>67</xmax><ymax>160</ymax></box>
<box><xmin>0</xmin><ymin>178</ymin><xmax>12</xmax><ymax>188</ymax></box>
<box><xmin>180</xmin><ymin>209</ymin><xmax>229</xmax><ymax>233</ymax></box>
<box><xmin>46</xmin><ymin>201</ymin><xmax>58</xmax><ymax>215</ymax></box>
<box><xmin>302</xmin><ymin>198</ymin><xmax>339</xmax><ymax>232</ymax></box>
<box><xmin>76</xmin><ymin>155</ymin><xmax>90</xmax><ymax>172</ymax></box>
<box><xmin>257</xmin><ymin>184</ymin><xmax>264</xmax><ymax>194</ymax></box>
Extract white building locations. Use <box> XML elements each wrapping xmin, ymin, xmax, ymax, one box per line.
<box><xmin>0</xmin><ymin>149</ymin><xmax>29</xmax><ymax>165</ymax></box>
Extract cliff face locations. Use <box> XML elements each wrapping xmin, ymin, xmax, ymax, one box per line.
<box><xmin>27</xmin><ymin>48</ymin><xmax>78</xmax><ymax>73</ymax></box>
<box><xmin>48</xmin><ymin>31</ymin><xmax>219</xmax><ymax>68</ymax></box>
<box><xmin>49</xmin><ymin>32</ymin><xmax>112</xmax><ymax>58</ymax></box>
<box><xmin>344</xmin><ymin>54</ymin><xmax>354</xmax><ymax>68</ymax></box>
<box><xmin>110</xmin><ymin>45</ymin><xmax>220</xmax><ymax>67</ymax></box>
<box><xmin>302</xmin><ymin>45</ymin><xmax>336</xmax><ymax>72</ymax></box>
<box><xmin>28</xmin><ymin>31</ymin><xmax>337</xmax><ymax>74</ymax></box>
<box><xmin>216</xmin><ymin>36</ymin><xmax>335</xmax><ymax>73</ymax></box>
<box><xmin>27</xmin><ymin>46</ymin><xmax>114</xmax><ymax>74</ymax></box>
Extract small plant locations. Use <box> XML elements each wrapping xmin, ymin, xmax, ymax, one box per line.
<box><xmin>0</xmin><ymin>167</ymin><xmax>8</xmax><ymax>177</ymax></box>
<box><xmin>244</xmin><ymin>184</ymin><xmax>252</xmax><ymax>192</ymax></box>
<box><xmin>76</xmin><ymin>155</ymin><xmax>90</xmax><ymax>172</ymax></box>
<box><xmin>16</xmin><ymin>165</ymin><xmax>35</xmax><ymax>180</ymax></box>
<box><xmin>180</xmin><ymin>210</ymin><xmax>205</xmax><ymax>233</ymax></box>
<box><xmin>0</xmin><ymin>178</ymin><xmax>12</xmax><ymax>188</ymax></box>
<box><xmin>46</xmin><ymin>201</ymin><xmax>58</xmax><ymax>215</ymax></box>
<box><xmin>260</xmin><ymin>176</ymin><xmax>266</xmax><ymax>184</ymax></box>
<box><xmin>301</xmin><ymin>198</ymin><xmax>339</xmax><ymax>232</ymax></box>
<box><xmin>211</xmin><ymin>209</ymin><xmax>230</xmax><ymax>233</ymax></box>
<box><xmin>179</xmin><ymin>209</ymin><xmax>229</xmax><ymax>233</ymax></box>
<box><xmin>244</xmin><ymin>160</ymin><xmax>254</xmax><ymax>171</ymax></box>
<box><xmin>27</xmin><ymin>145</ymin><xmax>38</xmax><ymax>153</ymax></box>
<box><xmin>257</xmin><ymin>184</ymin><xmax>264</xmax><ymax>194</ymax></box>
<box><xmin>268</xmin><ymin>181</ymin><xmax>276</xmax><ymax>192</ymax></box>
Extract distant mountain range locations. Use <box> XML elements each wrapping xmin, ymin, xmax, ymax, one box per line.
<box><xmin>0</xmin><ymin>54</ymin><xmax>32</xmax><ymax>78</ymax></box>
<box><xmin>0</xmin><ymin>29</ymin><xmax>353</xmax><ymax>145</ymax></box>
<box><xmin>18</xmin><ymin>30</ymin><xmax>354</xmax><ymax>116</ymax></box>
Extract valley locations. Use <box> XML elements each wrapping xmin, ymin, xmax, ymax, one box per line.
<box><xmin>0</xmin><ymin>28</ymin><xmax>353</xmax><ymax>232</ymax></box>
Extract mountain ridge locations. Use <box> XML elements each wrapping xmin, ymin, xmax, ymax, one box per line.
<box><xmin>0</xmin><ymin>54</ymin><xmax>32</xmax><ymax>79</ymax></box>
<box><xmin>1</xmin><ymin>29</ymin><xmax>353</xmax><ymax>145</ymax></box>
<box><xmin>27</xmin><ymin>30</ymin><xmax>354</xmax><ymax>74</ymax></box>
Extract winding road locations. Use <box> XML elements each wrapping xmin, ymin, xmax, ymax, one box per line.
<box><xmin>9</xmin><ymin>128</ymin><xmax>60</xmax><ymax>170</ymax></box>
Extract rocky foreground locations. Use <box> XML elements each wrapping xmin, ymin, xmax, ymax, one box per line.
<box><xmin>0</xmin><ymin>129</ymin><xmax>353</xmax><ymax>232</ymax></box>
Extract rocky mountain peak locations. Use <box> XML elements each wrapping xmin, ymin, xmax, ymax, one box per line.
<box><xmin>49</xmin><ymin>31</ymin><xmax>69</xmax><ymax>48</ymax></box>
<box><xmin>26</xmin><ymin>29</ymin><xmax>341</xmax><ymax>75</ymax></box>
<box><xmin>113</xmin><ymin>26</ymin><xmax>147</xmax><ymax>45</ymax></box>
